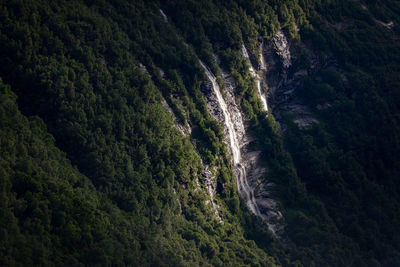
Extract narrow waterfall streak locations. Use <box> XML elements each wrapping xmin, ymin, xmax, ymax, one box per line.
<box><xmin>257</xmin><ymin>80</ymin><xmax>268</xmax><ymax>112</ymax></box>
<box><xmin>259</xmin><ymin>45</ymin><xmax>266</xmax><ymax>70</ymax></box>
<box><xmin>199</xmin><ymin>60</ymin><xmax>261</xmax><ymax>216</ymax></box>
<box><xmin>241</xmin><ymin>45</ymin><xmax>268</xmax><ymax>112</ymax></box>
<box><xmin>236</xmin><ymin>168</ymin><xmax>255</xmax><ymax>213</ymax></box>
<box><xmin>199</xmin><ymin>61</ymin><xmax>240</xmax><ymax>164</ymax></box>
<box><xmin>159</xmin><ymin>9</ymin><xmax>168</xmax><ymax>22</ymax></box>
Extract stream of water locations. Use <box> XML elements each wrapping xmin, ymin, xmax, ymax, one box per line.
<box><xmin>199</xmin><ymin>60</ymin><xmax>261</xmax><ymax>216</ymax></box>
<box><xmin>241</xmin><ymin>45</ymin><xmax>268</xmax><ymax>112</ymax></box>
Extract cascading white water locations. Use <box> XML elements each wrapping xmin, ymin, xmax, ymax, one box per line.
<box><xmin>241</xmin><ymin>45</ymin><xmax>268</xmax><ymax>112</ymax></box>
<box><xmin>199</xmin><ymin>60</ymin><xmax>261</xmax><ymax>216</ymax></box>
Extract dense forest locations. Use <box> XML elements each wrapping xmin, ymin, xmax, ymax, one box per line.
<box><xmin>0</xmin><ymin>0</ymin><xmax>399</xmax><ymax>266</ymax></box>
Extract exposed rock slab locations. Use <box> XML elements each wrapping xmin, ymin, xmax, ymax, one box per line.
<box><xmin>264</xmin><ymin>31</ymin><xmax>318</xmax><ymax>129</ymax></box>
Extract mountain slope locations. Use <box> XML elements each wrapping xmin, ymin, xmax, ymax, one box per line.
<box><xmin>0</xmin><ymin>0</ymin><xmax>400</xmax><ymax>266</ymax></box>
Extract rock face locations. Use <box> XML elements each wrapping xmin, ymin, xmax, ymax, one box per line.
<box><xmin>201</xmin><ymin>164</ymin><xmax>223</xmax><ymax>223</ymax></box>
<box><xmin>200</xmin><ymin>59</ymin><xmax>283</xmax><ymax>236</ymax></box>
<box><xmin>200</xmin><ymin>61</ymin><xmax>258</xmax><ymax>215</ymax></box>
<box><xmin>272</xmin><ymin>31</ymin><xmax>292</xmax><ymax>69</ymax></box>
<box><xmin>239</xmin><ymin>45</ymin><xmax>286</xmax><ymax>234</ymax></box>
<box><xmin>263</xmin><ymin>30</ymin><xmax>318</xmax><ymax>129</ymax></box>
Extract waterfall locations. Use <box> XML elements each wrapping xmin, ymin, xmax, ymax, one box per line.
<box><xmin>159</xmin><ymin>9</ymin><xmax>168</xmax><ymax>22</ymax></box>
<box><xmin>259</xmin><ymin>45</ymin><xmax>266</xmax><ymax>70</ymax></box>
<box><xmin>241</xmin><ymin>45</ymin><xmax>268</xmax><ymax>112</ymax></box>
<box><xmin>199</xmin><ymin>60</ymin><xmax>261</xmax><ymax>216</ymax></box>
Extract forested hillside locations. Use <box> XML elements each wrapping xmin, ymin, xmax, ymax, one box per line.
<box><xmin>0</xmin><ymin>0</ymin><xmax>399</xmax><ymax>266</ymax></box>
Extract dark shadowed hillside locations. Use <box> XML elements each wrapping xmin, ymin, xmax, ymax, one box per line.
<box><xmin>0</xmin><ymin>0</ymin><xmax>399</xmax><ymax>266</ymax></box>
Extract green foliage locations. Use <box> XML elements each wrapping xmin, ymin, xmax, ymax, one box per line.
<box><xmin>280</xmin><ymin>1</ymin><xmax>400</xmax><ymax>264</ymax></box>
<box><xmin>0</xmin><ymin>79</ymin><xmax>133</xmax><ymax>265</ymax></box>
<box><xmin>0</xmin><ymin>0</ymin><xmax>278</xmax><ymax>266</ymax></box>
<box><xmin>1</xmin><ymin>0</ymin><xmax>400</xmax><ymax>266</ymax></box>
